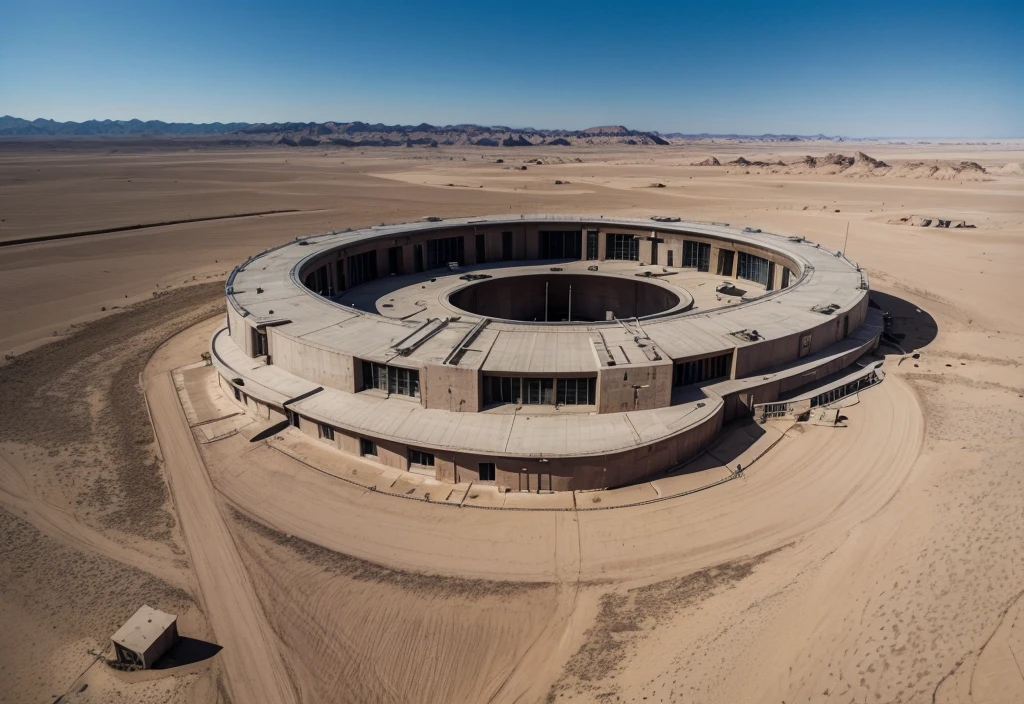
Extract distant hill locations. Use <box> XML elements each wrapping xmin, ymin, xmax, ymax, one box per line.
<box><xmin>0</xmin><ymin>116</ymin><xmax>671</xmax><ymax>146</ymax></box>
<box><xmin>0</xmin><ymin>116</ymin><xmax>250</xmax><ymax>136</ymax></box>
<box><xmin>662</xmin><ymin>132</ymin><xmax>847</xmax><ymax>142</ymax></box>
<box><xmin>0</xmin><ymin>116</ymin><xmax>862</xmax><ymax>146</ymax></box>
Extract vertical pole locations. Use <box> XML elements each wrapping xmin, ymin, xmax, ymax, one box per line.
<box><xmin>568</xmin><ymin>285</ymin><xmax>572</xmax><ymax>322</ymax></box>
<box><xmin>843</xmin><ymin>221</ymin><xmax>850</xmax><ymax>256</ymax></box>
<box><xmin>545</xmin><ymin>281</ymin><xmax>549</xmax><ymax>322</ymax></box>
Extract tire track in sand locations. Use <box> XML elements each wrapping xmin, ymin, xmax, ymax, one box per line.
<box><xmin>146</xmin><ymin>371</ymin><xmax>298</xmax><ymax>704</ymax></box>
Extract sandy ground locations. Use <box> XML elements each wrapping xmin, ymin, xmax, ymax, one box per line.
<box><xmin>0</xmin><ymin>141</ymin><xmax>1021</xmax><ymax>703</ymax></box>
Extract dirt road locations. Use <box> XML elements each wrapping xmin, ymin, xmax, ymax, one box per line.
<box><xmin>146</xmin><ymin>371</ymin><xmax>298</xmax><ymax>704</ymax></box>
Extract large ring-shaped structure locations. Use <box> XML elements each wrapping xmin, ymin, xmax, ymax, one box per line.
<box><xmin>213</xmin><ymin>215</ymin><xmax>880</xmax><ymax>491</ymax></box>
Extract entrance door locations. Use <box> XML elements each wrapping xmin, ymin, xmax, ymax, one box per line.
<box><xmin>475</xmin><ymin>233</ymin><xmax>486</xmax><ymax>263</ymax></box>
<box><xmin>413</xmin><ymin>244</ymin><xmax>424</xmax><ymax>273</ymax></box>
<box><xmin>799</xmin><ymin>334</ymin><xmax>812</xmax><ymax>358</ymax></box>
<box><xmin>502</xmin><ymin>231</ymin><xmax>513</xmax><ymax>260</ymax></box>
<box><xmin>766</xmin><ymin>261</ymin><xmax>775</xmax><ymax>290</ymax></box>
<box><xmin>667</xmin><ymin>249</ymin><xmax>674</xmax><ymax>267</ymax></box>
<box><xmin>650</xmin><ymin>240</ymin><xmax>659</xmax><ymax>265</ymax></box>
<box><xmin>388</xmin><ymin>246</ymin><xmax>403</xmax><ymax>276</ymax></box>
<box><xmin>717</xmin><ymin>250</ymin><xmax>734</xmax><ymax>276</ymax></box>
<box><xmin>586</xmin><ymin>231</ymin><xmax>598</xmax><ymax>260</ymax></box>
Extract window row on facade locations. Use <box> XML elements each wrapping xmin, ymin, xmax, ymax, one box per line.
<box><xmin>483</xmin><ymin>375</ymin><xmax>597</xmax><ymax>407</ymax></box>
<box><xmin>672</xmin><ymin>352</ymin><xmax>733</xmax><ymax>387</ymax></box>
<box><xmin>360</xmin><ymin>360</ymin><xmax>421</xmax><ymax>398</ymax></box>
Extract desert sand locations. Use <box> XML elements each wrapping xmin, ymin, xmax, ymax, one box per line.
<box><xmin>0</xmin><ymin>140</ymin><xmax>1022</xmax><ymax>704</ymax></box>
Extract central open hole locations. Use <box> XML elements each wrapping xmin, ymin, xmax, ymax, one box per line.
<box><xmin>448</xmin><ymin>273</ymin><xmax>681</xmax><ymax>322</ymax></box>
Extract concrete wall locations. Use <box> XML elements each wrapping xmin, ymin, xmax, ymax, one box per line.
<box><xmin>423</xmin><ymin>363</ymin><xmax>479</xmax><ymax>412</ymax></box>
<box><xmin>270</xmin><ymin>330</ymin><xmax>358</xmax><ymax>393</ymax></box>
<box><xmin>597</xmin><ymin>358</ymin><xmax>673</xmax><ymax>413</ymax></box>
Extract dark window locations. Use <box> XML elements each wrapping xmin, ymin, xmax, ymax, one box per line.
<box><xmin>360</xmin><ymin>360</ymin><xmax>420</xmax><ymax>398</ymax></box>
<box><xmin>502</xmin><ymin>231</ymin><xmax>513</xmax><ymax>260</ymax></box>
<box><xmin>360</xmin><ymin>438</ymin><xmax>376</xmax><ymax>456</ymax></box>
<box><xmin>426</xmin><ymin>236</ymin><xmax>464</xmax><ymax>269</ymax></box>
<box><xmin>539</xmin><ymin>231</ymin><xmax>582</xmax><ymax>259</ymax></box>
<box><xmin>606</xmin><ymin>233</ymin><xmax>639</xmax><ymax>261</ymax></box>
<box><xmin>335</xmin><ymin>259</ymin><xmax>346</xmax><ymax>291</ymax></box>
<box><xmin>319</xmin><ymin>423</ymin><xmax>335</xmax><ymax>441</ymax></box>
<box><xmin>286</xmin><ymin>409</ymin><xmax>300</xmax><ymax>428</ymax></box>
<box><xmin>348</xmin><ymin>250</ymin><xmax>378</xmax><ymax>288</ymax></box>
<box><xmin>388</xmin><ymin>246</ymin><xmax>403</xmax><ymax>276</ymax></box>
<box><xmin>683</xmin><ymin>241</ymin><xmax>711</xmax><ymax>271</ymax></box>
<box><xmin>673</xmin><ymin>352</ymin><xmax>733</xmax><ymax>387</ymax></box>
<box><xmin>737</xmin><ymin>252</ymin><xmax>770</xmax><ymax>286</ymax></box>
<box><xmin>781</xmin><ymin>267</ymin><xmax>791</xmax><ymax>288</ymax></box>
<box><xmin>667</xmin><ymin>249</ymin><xmax>674</xmax><ymax>267</ymax></box>
<box><xmin>556</xmin><ymin>377</ymin><xmax>596</xmax><ymax>405</ymax></box>
<box><xmin>408</xmin><ymin>449</ymin><xmax>435</xmax><ymax>466</ymax></box>
<box><xmin>413</xmin><ymin>244</ymin><xmax>424</xmax><ymax>273</ymax></box>
<box><xmin>717</xmin><ymin>250</ymin><xmax>735</xmax><ymax>276</ymax></box>
<box><xmin>483</xmin><ymin>376</ymin><xmax>521</xmax><ymax>406</ymax></box>
<box><xmin>650</xmin><ymin>240</ymin><xmax>659</xmax><ymax>265</ymax></box>
<box><xmin>586</xmin><ymin>231</ymin><xmax>598</xmax><ymax>260</ymax></box>
<box><xmin>304</xmin><ymin>264</ymin><xmax>331</xmax><ymax>295</ymax></box>
<box><xmin>478</xmin><ymin>463</ymin><xmax>496</xmax><ymax>481</ymax></box>
<box><xmin>766</xmin><ymin>261</ymin><xmax>776</xmax><ymax>291</ymax></box>
<box><xmin>252</xmin><ymin>328</ymin><xmax>268</xmax><ymax>357</ymax></box>
<box><xmin>475</xmin><ymin>233</ymin><xmax>486</xmax><ymax>263</ymax></box>
<box><xmin>233</xmin><ymin>386</ymin><xmax>242</xmax><ymax>402</ymax></box>
<box><xmin>523</xmin><ymin>378</ymin><xmax>554</xmax><ymax>405</ymax></box>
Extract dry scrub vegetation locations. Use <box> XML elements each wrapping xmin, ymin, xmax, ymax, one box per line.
<box><xmin>0</xmin><ymin>283</ymin><xmax>224</xmax><ymax>540</ymax></box>
<box><xmin>548</xmin><ymin>545</ymin><xmax>791</xmax><ymax>702</ymax></box>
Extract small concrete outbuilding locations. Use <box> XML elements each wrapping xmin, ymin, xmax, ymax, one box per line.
<box><xmin>111</xmin><ymin>605</ymin><xmax>178</xmax><ymax>669</ymax></box>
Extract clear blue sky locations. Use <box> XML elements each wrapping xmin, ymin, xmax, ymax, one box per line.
<box><xmin>2</xmin><ymin>0</ymin><xmax>1021</xmax><ymax>137</ymax></box>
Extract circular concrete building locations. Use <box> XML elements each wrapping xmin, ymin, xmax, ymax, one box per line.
<box><xmin>213</xmin><ymin>215</ymin><xmax>881</xmax><ymax>491</ymax></box>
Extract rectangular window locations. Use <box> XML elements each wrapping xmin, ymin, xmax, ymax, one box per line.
<box><xmin>360</xmin><ymin>361</ymin><xmax>420</xmax><ymax>398</ymax></box>
<box><xmin>360</xmin><ymin>438</ymin><xmax>376</xmax><ymax>456</ymax></box>
<box><xmin>318</xmin><ymin>423</ymin><xmax>335</xmax><ymax>441</ymax></box>
<box><xmin>483</xmin><ymin>376</ymin><xmax>521</xmax><ymax>406</ymax></box>
<box><xmin>781</xmin><ymin>267</ymin><xmax>791</xmax><ymax>288</ymax></box>
<box><xmin>673</xmin><ymin>352</ymin><xmax>733</xmax><ymax>387</ymax></box>
<box><xmin>426</xmin><ymin>236</ymin><xmax>465</xmax><ymax>269</ymax></box>
<box><xmin>233</xmin><ymin>386</ymin><xmax>242</xmax><ymax>402</ymax></box>
<box><xmin>737</xmin><ymin>251</ymin><xmax>770</xmax><ymax>286</ymax></box>
<box><xmin>478</xmin><ymin>463</ymin><xmax>496</xmax><ymax>481</ymax></box>
<box><xmin>556</xmin><ymin>377</ymin><xmax>596</xmax><ymax>405</ymax></box>
<box><xmin>586</xmin><ymin>231</ymin><xmax>599</xmax><ymax>260</ymax></box>
<box><xmin>347</xmin><ymin>250</ymin><xmax>378</xmax><ymax>288</ymax></box>
<box><xmin>475</xmin><ymin>233</ymin><xmax>486</xmax><ymax>263</ymax></box>
<box><xmin>717</xmin><ymin>249</ymin><xmax>735</xmax><ymax>277</ymax></box>
<box><xmin>304</xmin><ymin>264</ymin><xmax>331</xmax><ymax>295</ymax></box>
<box><xmin>408</xmin><ymin>449</ymin><xmax>435</xmax><ymax>467</ymax></box>
<box><xmin>667</xmin><ymin>249</ymin><xmax>674</xmax><ymax>267</ymax></box>
<box><xmin>336</xmin><ymin>260</ymin><xmax>347</xmax><ymax>291</ymax></box>
<box><xmin>682</xmin><ymin>241</ymin><xmax>711</xmax><ymax>271</ymax></box>
<box><xmin>252</xmin><ymin>328</ymin><xmax>268</xmax><ymax>357</ymax></box>
<box><xmin>413</xmin><ymin>244</ymin><xmax>424</xmax><ymax>273</ymax></box>
<box><xmin>606</xmin><ymin>233</ymin><xmax>640</xmax><ymax>261</ymax></box>
<box><xmin>538</xmin><ymin>231</ymin><xmax>582</xmax><ymax>260</ymax></box>
<box><xmin>388</xmin><ymin>246</ymin><xmax>403</xmax><ymax>276</ymax></box>
<box><xmin>523</xmin><ymin>378</ymin><xmax>554</xmax><ymax>405</ymax></box>
<box><xmin>502</xmin><ymin>231</ymin><xmax>513</xmax><ymax>260</ymax></box>
<box><xmin>286</xmin><ymin>409</ymin><xmax>301</xmax><ymax>428</ymax></box>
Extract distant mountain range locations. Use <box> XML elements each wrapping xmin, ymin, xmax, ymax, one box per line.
<box><xmin>0</xmin><ymin>116</ymin><xmax>249</xmax><ymax>136</ymax></box>
<box><xmin>0</xmin><ymin>115</ymin><xmax>852</xmax><ymax>145</ymax></box>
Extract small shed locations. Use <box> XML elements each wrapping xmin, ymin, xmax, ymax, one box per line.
<box><xmin>111</xmin><ymin>605</ymin><xmax>178</xmax><ymax>669</ymax></box>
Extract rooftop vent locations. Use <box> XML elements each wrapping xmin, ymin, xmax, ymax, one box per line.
<box><xmin>811</xmin><ymin>303</ymin><xmax>841</xmax><ymax>315</ymax></box>
<box><xmin>650</xmin><ymin>216</ymin><xmax>680</xmax><ymax>222</ymax></box>
<box><xmin>730</xmin><ymin>329</ymin><xmax>762</xmax><ymax>342</ymax></box>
